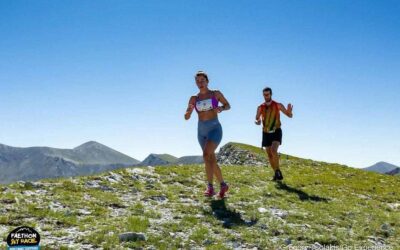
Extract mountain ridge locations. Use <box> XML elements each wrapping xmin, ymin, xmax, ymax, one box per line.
<box><xmin>0</xmin><ymin>141</ymin><xmax>140</xmax><ymax>184</ymax></box>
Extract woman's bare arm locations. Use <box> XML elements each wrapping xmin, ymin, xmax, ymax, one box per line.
<box><xmin>215</xmin><ymin>90</ymin><xmax>231</xmax><ymax>112</ymax></box>
<box><xmin>184</xmin><ymin>96</ymin><xmax>196</xmax><ymax>120</ymax></box>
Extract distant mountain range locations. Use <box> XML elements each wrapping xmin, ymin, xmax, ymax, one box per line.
<box><xmin>0</xmin><ymin>141</ymin><xmax>203</xmax><ymax>184</ymax></box>
<box><xmin>363</xmin><ymin>161</ymin><xmax>400</xmax><ymax>176</ymax></box>
<box><xmin>3</xmin><ymin>140</ymin><xmax>397</xmax><ymax>184</ymax></box>
<box><xmin>0</xmin><ymin>141</ymin><xmax>140</xmax><ymax>184</ymax></box>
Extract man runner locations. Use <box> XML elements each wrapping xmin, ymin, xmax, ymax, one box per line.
<box><xmin>255</xmin><ymin>87</ymin><xmax>293</xmax><ymax>181</ymax></box>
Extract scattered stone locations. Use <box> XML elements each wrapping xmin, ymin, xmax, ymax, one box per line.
<box><xmin>203</xmin><ymin>239</ymin><xmax>213</xmax><ymax>245</ymax></box>
<box><xmin>109</xmin><ymin>207</ymin><xmax>127</xmax><ymax>217</ymax></box>
<box><xmin>270</xmin><ymin>237</ymin><xmax>279</xmax><ymax>243</ymax></box>
<box><xmin>48</xmin><ymin>201</ymin><xmax>65</xmax><ymax>212</ymax></box>
<box><xmin>84</xmin><ymin>179</ymin><xmax>115</xmax><ymax>191</ymax></box>
<box><xmin>148</xmin><ymin>195</ymin><xmax>167</xmax><ymax>202</ymax></box>
<box><xmin>272</xmin><ymin>229</ymin><xmax>284</xmax><ymax>236</ymax></box>
<box><xmin>381</xmin><ymin>223</ymin><xmax>390</xmax><ymax>231</ymax></box>
<box><xmin>387</xmin><ymin>203</ymin><xmax>400</xmax><ymax>210</ymax></box>
<box><xmin>22</xmin><ymin>190</ymin><xmax>36</xmax><ymax>196</ymax></box>
<box><xmin>105</xmin><ymin>172</ymin><xmax>122</xmax><ymax>183</ymax></box>
<box><xmin>231</xmin><ymin>241</ymin><xmax>241</xmax><ymax>248</ymax></box>
<box><xmin>217</xmin><ymin>144</ymin><xmax>265</xmax><ymax>166</ymax></box>
<box><xmin>127</xmin><ymin>168</ymin><xmax>144</xmax><ymax>174</ymax></box>
<box><xmin>380</xmin><ymin>223</ymin><xmax>394</xmax><ymax>237</ymax></box>
<box><xmin>1</xmin><ymin>198</ymin><xmax>15</xmax><ymax>204</ymax></box>
<box><xmin>131</xmin><ymin>174</ymin><xmax>141</xmax><ymax>181</ymax></box>
<box><xmin>99</xmin><ymin>185</ymin><xmax>114</xmax><ymax>191</ymax></box>
<box><xmin>119</xmin><ymin>232</ymin><xmax>146</xmax><ymax>242</ymax></box>
<box><xmin>269</xmin><ymin>208</ymin><xmax>288</xmax><ymax>218</ymax></box>
<box><xmin>131</xmin><ymin>187</ymin><xmax>140</xmax><ymax>193</ymax></box>
<box><xmin>63</xmin><ymin>209</ymin><xmax>72</xmax><ymax>216</ymax></box>
<box><xmin>195</xmin><ymin>214</ymin><xmax>204</xmax><ymax>219</ymax></box>
<box><xmin>244</xmin><ymin>220</ymin><xmax>257</xmax><ymax>226</ymax></box>
<box><xmin>145</xmin><ymin>184</ymin><xmax>155</xmax><ymax>189</ymax></box>
<box><xmin>85</xmin><ymin>180</ymin><xmax>100</xmax><ymax>188</ymax></box>
<box><xmin>77</xmin><ymin>209</ymin><xmax>92</xmax><ymax>215</ymax></box>
<box><xmin>258</xmin><ymin>207</ymin><xmax>267</xmax><ymax>213</ymax></box>
<box><xmin>179</xmin><ymin>198</ymin><xmax>194</xmax><ymax>203</ymax></box>
<box><xmin>109</xmin><ymin>203</ymin><xmax>127</xmax><ymax>209</ymax></box>
<box><xmin>367</xmin><ymin>236</ymin><xmax>386</xmax><ymax>246</ymax></box>
<box><xmin>284</xmin><ymin>238</ymin><xmax>292</xmax><ymax>245</ymax></box>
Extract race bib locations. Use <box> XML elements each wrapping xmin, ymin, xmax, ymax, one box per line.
<box><xmin>196</xmin><ymin>99</ymin><xmax>213</xmax><ymax>112</ymax></box>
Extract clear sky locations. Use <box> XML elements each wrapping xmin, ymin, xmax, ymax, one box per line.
<box><xmin>1</xmin><ymin>0</ymin><xmax>399</xmax><ymax>168</ymax></box>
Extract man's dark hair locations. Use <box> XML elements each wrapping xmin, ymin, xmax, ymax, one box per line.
<box><xmin>263</xmin><ymin>87</ymin><xmax>272</xmax><ymax>95</ymax></box>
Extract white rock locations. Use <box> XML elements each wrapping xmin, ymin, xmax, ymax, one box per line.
<box><xmin>258</xmin><ymin>207</ymin><xmax>267</xmax><ymax>213</ymax></box>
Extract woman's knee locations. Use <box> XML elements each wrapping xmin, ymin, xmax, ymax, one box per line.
<box><xmin>203</xmin><ymin>151</ymin><xmax>215</xmax><ymax>162</ymax></box>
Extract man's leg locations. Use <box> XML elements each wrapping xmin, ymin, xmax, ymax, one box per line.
<box><xmin>270</xmin><ymin>141</ymin><xmax>280</xmax><ymax>170</ymax></box>
<box><xmin>265</xmin><ymin>147</ymin><xmax>277</xmax><ymax>171</ymax></box>
<box><xmin>271</xmin><ymin>141</ymin><xmax>283</xmax><ymax>180</ymax></box>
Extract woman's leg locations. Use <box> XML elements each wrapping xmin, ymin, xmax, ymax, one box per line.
<box><xmin>202</xmin><ymin>145</ymin><xmax>214</xmax><ymax>184</ymax></box>
<box><xmin>204</xmin><ymin>140</ymin><xmax>229</xmax><ymax>197</ymax></box>
<box><xmin>203</xmin><ymin>141</ymin><xmax>224</xmax><ymax>183</ymax></box>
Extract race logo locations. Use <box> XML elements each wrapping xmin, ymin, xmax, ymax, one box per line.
<box><xmin>6</xmin><ymin>226</ymin><xmax>40</xmax><ymax>250</ymax></box>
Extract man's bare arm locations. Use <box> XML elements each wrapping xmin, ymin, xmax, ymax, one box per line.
<box><xmin>255</xmin><ymin>106</ymin><xmax>262</xmax><ymax>125</ymax></box>
<box><xmin>279</xmin><ymin>103</ymin><xmax>293</xmax><ymax>118</ymax></box>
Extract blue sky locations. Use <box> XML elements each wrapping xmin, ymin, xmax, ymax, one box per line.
<box><xmin>1</xmin><ymin>0</ymin><xmax>399</xmax><ymax>168</ymax></box>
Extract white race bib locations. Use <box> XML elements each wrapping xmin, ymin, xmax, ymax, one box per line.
<box><xmin>196</xmin><ymin>99</ymin><xmax>213</xmax><ymax>112</ymax></box>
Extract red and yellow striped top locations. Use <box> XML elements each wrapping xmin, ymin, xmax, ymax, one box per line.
<box><xmin>259</xmin><ymin>101</ymin><xmax>281</xmax><ymax>133</ymax></box>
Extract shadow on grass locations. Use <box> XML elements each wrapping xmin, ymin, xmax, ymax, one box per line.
<box><xmin>276</xmin><ymin>182</ymin><xmax>329</xmax><ymax>202</ymax></box>
<box><xmin>208</xmin><ymin>199</ymin><xmax>258</xmax><ymax>228</ymax></box>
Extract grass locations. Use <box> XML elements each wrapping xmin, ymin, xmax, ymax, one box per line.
<box><xmin>0</xmin><ymin>143</ymin><xmax>399</xmax><ymax>249</ymax></box>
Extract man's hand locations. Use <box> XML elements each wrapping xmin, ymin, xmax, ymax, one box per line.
<box><xmin>279</xmin><ymin>103</ymin><xmax>293</xmax><ymax>118</ymax></box>
<box><xmin>287</xmin><ymin>103</ymin><xmax>293</xmax><ymax>117</ymax></box>
<box><xmin>287</xmin><ymin>103</ymin><xmax>293</xmax><ymax>113</ymax></box>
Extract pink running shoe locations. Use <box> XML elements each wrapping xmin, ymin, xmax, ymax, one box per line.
<box><xmin>204</xmin><ymin>186</ymin><xmax>216</xmax><ymax>197</ymax></box>
<box><xmin>218</xmin><ymin>184</ymin><xmax>229</xmax><ymax>198</ymax></box>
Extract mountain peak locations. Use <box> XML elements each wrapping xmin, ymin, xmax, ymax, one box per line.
<box><xmin>74</xmin><ymin>141</ymin><xmax>107</xmax><ymax>150</ymax></box>
<box><xmin>140</xmin><ymin>153</ymin><xmax>178</xmax><ymax>166</ymax></box>
<box><xmin>364</xmin><ymin>161</ymin><xmax>399</xmax><ymax>174</ymax></box>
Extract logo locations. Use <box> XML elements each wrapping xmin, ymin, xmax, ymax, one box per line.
<box><xmin>6</xmin><ymin>226</ymin><xmax>40</xmax><ymax>250</ymax></box>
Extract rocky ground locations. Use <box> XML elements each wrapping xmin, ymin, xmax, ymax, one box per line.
<box><xmin>1</xmin><ymin>143</ymin><xmax>399</xmax><ymax>249</ymax></box>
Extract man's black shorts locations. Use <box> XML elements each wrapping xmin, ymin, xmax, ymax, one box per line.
<box><xmin>262</xmin><ymin>128</ymin><xmax>282</xmax><ymax>147</ymax></box>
